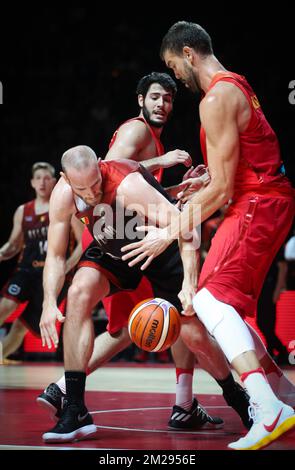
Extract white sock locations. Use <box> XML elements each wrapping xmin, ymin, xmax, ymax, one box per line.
<box><xmin>55</xmin><ymin>376</ymin><xmax>66</xmax><ymax>395</ymax></box>
<box><xmin>175</xmin><ymin>368</ymin><xmax>193</xmax><ymax>411</ymax></box>
<box><xmin>242</xmin><ymin>368</ymin><xmax>279</xmax><ymax>407</ymax></box>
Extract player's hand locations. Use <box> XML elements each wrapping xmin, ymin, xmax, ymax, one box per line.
<box><xmin>39</xmin><ymin>304</ymin><xmax>65</xmax><ymax>349</ymax></box>
<box><xmin>162</xmin><ymin>150</ymin><xmax>192</xmax><ymax>169</ymax></box>
<box><xmin>182</xmin><ymin>164</ymin><xmax>207</xmax><ymax>181</ymax></box>
<box><xmin>178</xmin><ymin>281</ymin><xmax>196</xmax><ymax>316</ymax></box>
<box><xmin>177</xmin><ymin>167</ymin><xmax>210</xmax><ymax>203</ymax></box>
<box><xmin>121</xmin><ymin>226</ymin><xmax>172</xmax><ymax>270</ymax></box>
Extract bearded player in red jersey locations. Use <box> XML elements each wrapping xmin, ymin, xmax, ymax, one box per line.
<box><xmin>121</xmin><ymin>21</ymin><xmax>295</xmax><ymax>450</ymax></box>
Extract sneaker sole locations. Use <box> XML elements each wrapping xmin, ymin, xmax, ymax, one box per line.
<box><xmin>42</xmin><ymin>424</ymin><xmax>98</xmax><ymax>443</ymax></box>
<box><xmin>229</xmin><ymin>414</ymin><xmax>295</xmax><ymax>450</ymax></box>
<box><xmin>168</xmin><ymin>421</ymin><xmax>224</xmax><ymax>431</ymax></box>
<box><xmin>36</xmin><ymin>397</ymin><xmax>59</xmax><ymax>422</ymax></box>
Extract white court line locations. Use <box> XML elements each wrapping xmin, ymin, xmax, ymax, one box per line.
<box><xmin>92</xmin><ymin>405</ymin><xmax>229</xmax><ymax>435</ymax></box>
<box><xmin>0</xmin><ymin>444</ymin><xmax>124</xmax><ymax>450</ymax></box>
<box><xmin>91</xmin><ymin>405</ymin><xmax>228</xmax><ymax>415</ymax></box>
<box><xmin>95</xmin><ymin>424</ymin><xmax>227</xmax><ymax>435</ymax></box>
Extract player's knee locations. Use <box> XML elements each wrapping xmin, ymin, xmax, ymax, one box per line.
<box><xmin>192</xmin><ymin>288</ymin><xmax>224</xmax><ymax>335</ymax></box>
<box><xmin>180</xmin><ymin>319</ymin><xmax>208</xmax><ymax>350</ymax></box>
<box><xmin>67</xmin><ymin>282</ymin><xmax>92</xmax><ymax>307</ymax></box>
<box><xmin>0</xmin><ymin>298</ymin><xmax>17</xmax><ymax>321</ymax></box>
<box><xmin>10</xmin><ymin>319</ymin><xmax>26</xmax><ymax>337</ymax></box>
<box><xmin>110</xmin><ymin>327</ymin><xmax>131</xmax><ymax>343</ymax></box>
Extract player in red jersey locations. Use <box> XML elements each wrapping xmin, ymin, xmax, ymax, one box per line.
<box><xmin>121</xmin><ymin>21</ymin><xmax>295</xmax><ymax>450</ymax></box>
<box><xmin>39</xmin><ymin>74</ymin><xmax>252</xmax><ymax>435</ymax></box>
<box><xmin>39</xmin><ymin>147</ymin><xmax>255</xmax><ymax>443</ymax></box>
<box><xmin>0</xmin><ymin>162</ymin><xmax>83</xmax><ymax>362</ymax></box>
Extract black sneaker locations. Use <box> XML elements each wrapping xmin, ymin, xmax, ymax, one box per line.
<box><xmin>168</xmin><ymin>398</ymin><xmax>224</xmax><ymax>430</ymax></box>
<box><xmin>42</xmin><ymin>402</ymin><xmax>97</xmax><ymax>443</ymax></box>
<box><xmin>223</xmin><ymin>382</ymin><xmax>253</xmax><ymax>429</ymax></box>
<box><xmin>36</xmin><ymin>383</ymin><xmax>65</xmax><ymax>421</ymax></box>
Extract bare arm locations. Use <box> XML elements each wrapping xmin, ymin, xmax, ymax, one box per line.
<box><xmin>117</xmin><ymin>171</ymin><xmax>180</xmax><ymax>229</ymax></box>
<box><xmin>106</xmin><ymin>120</ymin><xmax>191</xmax><ymax>172</ymax></box>
<box><xmin>65</xmin><ymin>215</ymin><xmax>84</xmax><ymax>274</ymax></box>
<box><xmin>118</xmin><ymin>172</ymin><xmax>197</xmax><ymax>269</ymax></box>
<box><xmin>40</xmin><ymin>178</ymin><xmax>75</xmax><ymax>348</ymax></box>
<box><xmin>118</xmin><ymin>172</ymin><xmax>199</xmax><ymax>296</ymax></box>
<box><xmin>0</xmin><ymin>205</ymin><xmax>24</xmax><ymax>261</ymax></box>
<box><xmin>121</xmin><ymin>85</ymin><xmax>240</xmax><ymax>268</ymax></box>
<box><xmin>178</xmin><ymin>235</ymin><xmax>199</xmax><ymax>315</ymax></box>
<box><xmin>167</xmin><ymin>88</ymin><xmax>239</xmax><ymax>239</ymax></box>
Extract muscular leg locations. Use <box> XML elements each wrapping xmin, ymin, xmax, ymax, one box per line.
<box><xmin>87</xmin><ymin>327</ymin><xmax>131</xmax><ymax>372</ymax></box>
<box><xmin>0</xmin><ymin>297</ymin><xmax>19</xmax><ymax>327</ymax></box>
<box><xmin>63</xmin><ymin>267</ymin><xmax>110</xmax><ymax>371</ymax></box>
<box><xmin>1</xmin><ymin>318</ymin><xmax>27</xmax><ymax>359</ymax></box>
<box><xmin>192</xmin><ymin>288</ymin><xmax>295</xmax><ymax>449</ymax></box>
<box><xmin>55</xmin><ymin>328</ymin><xmax>132</xmax><ymax>394</ymax></box>
<box><xmin>42</xmin><ymin>267</ymin><xmax>110</xmax><ymax>442</ymax></box>
<box><xmin>178</xmin><ymin>317</ymin><xmax>231</xmax><ymax>380</ymax></box>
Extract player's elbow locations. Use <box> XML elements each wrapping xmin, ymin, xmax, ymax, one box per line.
<box><xmin>219</xmin><ymin>185</ymin><xmax>233</xmax><ymax>205</ymax></box>
<box><xmin>210</xmin><ymin>179</ymin><xmax>233</xmax><ymax>206</ymax></box>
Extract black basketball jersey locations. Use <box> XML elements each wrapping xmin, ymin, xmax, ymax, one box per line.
<box><xmin>18</xmin><ymin>200</ymin><xmax>49</xmax><ymax>270</ymax></box>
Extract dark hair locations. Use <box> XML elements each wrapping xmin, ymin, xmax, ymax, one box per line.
<box><xmin>136</xmin><ymin>72</ymin><xmax>177</xmax><ymax>99</ymax></box>
<box><xmin>32</xmin><ymin>161</ymin><xmax>55</xmax><ymax>177</ymax></box>
<box><xmin>160</xmin><ymin>21</ymin><xmax>213</xmax><ymax>59</ymax></box>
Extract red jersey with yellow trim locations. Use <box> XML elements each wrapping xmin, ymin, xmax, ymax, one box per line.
<box><xmin>18</xmin><ymin>200</ymin><xmax>49</xmax><ymax>270</ymax></box>
<box><xmin>200</xmin><ymin>72</ymin><xmax>293</xmax><ymax>198</ymax></box>
<box><xmin>109</xmin><ymin>116</ymin><xmax>164</xmax><ymax>183</ymax></box>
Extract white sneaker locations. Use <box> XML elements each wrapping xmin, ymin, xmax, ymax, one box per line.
<box><xmin>228</xmin><ymin>400</ymin><xmax>295</xmax><ymax>450</ymax></box>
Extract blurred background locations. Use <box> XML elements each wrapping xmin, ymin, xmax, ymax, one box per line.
<box><xmin>0</xmin><ymin>7</ymin><xmax>294</xmax><ymax>360</ymax></box>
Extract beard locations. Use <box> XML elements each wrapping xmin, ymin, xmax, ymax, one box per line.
<box><xmin>142</xmin><ymin>105</ymin><xmax>170</xmax><ymax>128</ymax></box>
<box><xmin>184</xmin><ymin>64</ymin><xmax>202</xmax><ymax>96</ymax></box>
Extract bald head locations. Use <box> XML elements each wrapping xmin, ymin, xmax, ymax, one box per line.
<box><xmin>61</xmin><ymin>145</ymin><xmax>98</xmax><ymax>174</ymax></box>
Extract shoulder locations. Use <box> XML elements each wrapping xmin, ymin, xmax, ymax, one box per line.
<box><xmin>116</xmin><ymin>118</ymin><xmax>150</xmax><ymax>141</ymax></box>
<box><xmin>200</xmin><ymin>83</ymin><xmax>241</xmax><ymax>125</ymax></box>
<box><xmin>14</xmin><ymin>204</ymin><xmax>25</xmax><ymax>219</ymax></box>
<box><xmin>50</xmin><ymin>177</ymin><xmax>75</xmax><ymax>216</ymax></box>
<box><xmin>201</xmin><ymin>81</ymin><xmax>246</xmax><ymax>115</ymax></box>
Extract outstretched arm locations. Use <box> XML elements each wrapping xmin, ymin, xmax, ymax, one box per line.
<box><xmin>121</xmin><ymin>85</ymin><xmax>240</xmax><ymax>268</ymax></box>
<box><xmin>106</xmin><ymin>120</ymin><xmax>192</xmax><ymax>171</ymax></box>
<box><xmin>40</xmin><ymin>179</ymin><xmax>75</xmax><ymax>348</ymax></box>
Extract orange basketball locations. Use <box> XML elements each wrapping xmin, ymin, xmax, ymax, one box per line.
<box><xmin>128</xmin><ymin>298</ymin><xmax>181</xmax><ymax>352</ymax></box>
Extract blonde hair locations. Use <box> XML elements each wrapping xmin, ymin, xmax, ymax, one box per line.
<box><xmin>32</xmin><ymin>161</ymin><xmax>55</xmax><ymax>177</ymax></box>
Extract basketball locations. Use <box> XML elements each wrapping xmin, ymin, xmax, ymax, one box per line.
<box><xmin>128</xmin><ymin>298</ymin><xmax>181</xmax><ymax>352</ymax></box>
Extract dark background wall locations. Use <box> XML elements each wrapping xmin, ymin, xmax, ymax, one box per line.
<box><xmin>1</xmin><ymin>7</ymin><xmax>294</xmax><ymax>282</ymax></box>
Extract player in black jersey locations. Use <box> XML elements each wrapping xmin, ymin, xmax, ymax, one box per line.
<box><xmin>39</xmin><ymin>146</ymin><xmax>251</xmax><ymax>443</ymax></box>
<box><xmin>0</xmin><ymin>162</ymin><xmax>83</xmax><ymax>362</ymax></box>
